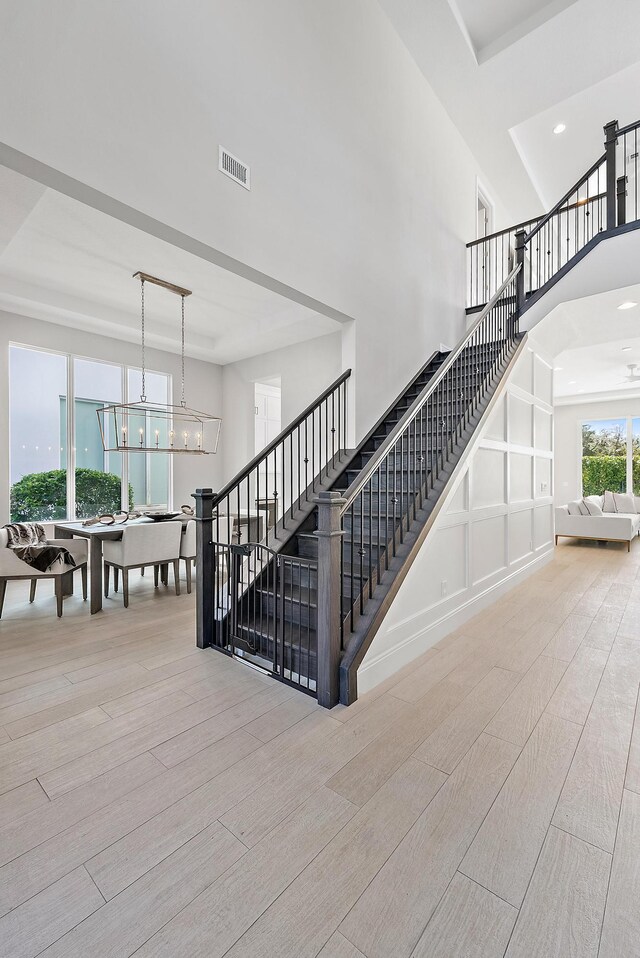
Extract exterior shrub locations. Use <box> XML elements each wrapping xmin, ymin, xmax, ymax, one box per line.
<box><xmin>10</xmin><ymin>469</ymin><xmax>134</xmax><ymax>522</ymax></box>
<box><xmin>581</xmin><ymin>456</ymin><xmax>626</xmax><ymax>496</ymax></box>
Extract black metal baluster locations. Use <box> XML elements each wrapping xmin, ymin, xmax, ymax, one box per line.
<box><xmin>297</xmin><ymin>429</ymin><xmax>301</xmax><ymax>512</ymax></box>
<box><xmin>350</xmin><ymin>502</ymin><xmax>354</xmax><ymax>630</ymax></box>
<box><xmin>377</xmin><ymin>465</ymin><xmax>382</xmax><ymax>576</ymax></box>
<box><xmin>304</xmin><ymin>419</ymin><xmax>309</xmax><ymax>501</ymax></box>
<box><xmin>324</xmin><ymin>398</ymin><xmax>328</xmax><ymax>478</ymax></box>
<box><xmin>368</xmin><ymin>483</ymin><xmax>373</xmax><ymax>600</ymax></box>
<box><xmin>359</xmin><ymin>492</ymin><xmax>365</xmax><ymax>616</ymax></box>
<box><xmin>392</xmin><ymin>441</ymin><xmax>398</xmax><ymax>556</ymax></box>
<box><xmin>312</xmin><ymin>408</ymin><xmax>316</xmax><ymax>492</ymax></box>
<box><xmin>331</xmin><ymin>389</ymin><xmax>336</xmax><ymax>470</ymax></box>
<box><xmin>281</xmin><ymin>440</ymin><xmax>286</xmax><ymax>530</ymax></box>
<box><xmin>340</xmin><ymin>523</ymin><xmax>345</xmax><ymax>648</ymax></box>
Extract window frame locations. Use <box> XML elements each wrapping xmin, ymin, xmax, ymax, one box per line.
<box><xmin>9</xmin><ymin>341</ymin><xmax>173</xmax><ymax>520</ymax></box>
<box><xmin>580</xmin><ymin>415</ymin><xmax>634</xmax><ymax>497</ymax></box>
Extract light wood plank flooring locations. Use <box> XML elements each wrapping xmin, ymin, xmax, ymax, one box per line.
<box><xmin>0</xmin><ymin>539</ymin><xmax>639</xmax><ymax>957</ymax></box>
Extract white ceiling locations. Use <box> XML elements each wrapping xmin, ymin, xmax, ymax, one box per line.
<box><xmin>450</xmin><ymin>0</ymin><xmax>578</xmax><ymax>63</ymax></box>
<box><xmin>0</xmin><ymin>166</ymin><xmax>341</xmax><ymax>365</ymax></box>
<box><xmin>527</xmin><ymin>283</ymin><xmax>640</xmax><ymax>401</ymax></box>
<box><xmin>380</xmin><ymin>0</ymin><xmax>640</xmax><ymax>220</ymax></box>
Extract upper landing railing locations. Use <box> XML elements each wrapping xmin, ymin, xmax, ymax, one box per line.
<box><xmin>467</xmin><ymin>117</ymin><xmax>640</xmax><ymax>310</ymax></box>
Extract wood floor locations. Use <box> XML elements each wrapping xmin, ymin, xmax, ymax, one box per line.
<box><xmin>0</xmin><ymin>541</ymin><xmax>639</xmax><ymax>957</ymax></box>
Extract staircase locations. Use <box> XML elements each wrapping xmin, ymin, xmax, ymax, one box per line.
<box><xmin>195</xmin><ymin>114</ymin><xmax>640</xmax><ymax>708</ymax></box>
<box><xmin>195</xmin><ymin>268</ymin><xmax>522</xmax><ymax>706</ymax></box>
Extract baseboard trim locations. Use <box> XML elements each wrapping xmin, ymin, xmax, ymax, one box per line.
<box><xmin>356</xmin><ymin>546</ymin><xmax>553</xmax><ymax>695</ymax></box>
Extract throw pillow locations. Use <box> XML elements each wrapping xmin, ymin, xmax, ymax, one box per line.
<box><xmin>603</xmin><ymin>491</ymin><xmax>617</xmax><ymax>513</ymax></box>
<box><xmin>613</xmin><ymin>492</ymin><xmax>637</xmax><ymax>514</ymax></box>
<box><xmin>567</xmin><ymin>500</ymin><xmax>584</xmax><ymax>516</ymax></box>
<box><xmin>582</xmin><ymin>498</ymin><xmax>603</xmax><ymax>516</ymax></box>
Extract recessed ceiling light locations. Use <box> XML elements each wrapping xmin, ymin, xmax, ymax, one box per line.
<box><xmin>568</xmin><ymin>380</ymin><xmax>577</xmax><ymax>385</ymax></box>
<box><xmin>554</xmin><ymin>366</ymin><xmax>563</xmax><ymax>371</ymax></box>
<box><xmin>553</xmin><ymin>123</ymin><xmax>566</xmax><ymax>135</ymax></box>
<box><xmin>618</xmin><ymin>301</ymin><xmax>638</xmax><ymax>310</ymax></box>
<box><xmin>622</xmin><ymin>346</ymin><xmax>632</xmax><ymax>351</ymax></box>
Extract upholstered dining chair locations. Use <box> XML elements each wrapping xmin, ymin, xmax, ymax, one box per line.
<box><xmin>102</xmin><ymin>522</ymin><xmax>182</xmax><ymax>607</ymax></box>
<box><xmin>179</xmin><ymin>516</ymin><xmax>234</xmax><ymax>594</ymax></box>
<box><xmin>0</xmin><ymin>528</ymin><xmax>88</xmax><ymax>618</ymax></box>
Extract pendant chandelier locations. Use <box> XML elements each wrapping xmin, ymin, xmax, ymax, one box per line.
<box><xmin>97</xmin><ymin>271</ymin><xmax>222</xmax><ymax>455</ymax></box>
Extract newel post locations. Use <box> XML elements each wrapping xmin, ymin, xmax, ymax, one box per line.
<box><xmin>315</xmin><ymin>491</ymin><xmax>345</xmax><ymax>709</ymax></box>
<box><xmin>604</xmin><ymin>119</ymin><xmax>619</xmax><ymax>231</ymax></box>
<box><xmin>617</xmin><ymin>175</ymin><xmax>627</xmax><ymax>227</ymax></box>
<box><xmin>193</xmin><ymin>487</ymin><xmax>215</xmax><ymax>650</ymax></box>
<box><xmin>514</xmin><ymin>228</ymin><xmax>526</xmax><ymax>316</ymax></box>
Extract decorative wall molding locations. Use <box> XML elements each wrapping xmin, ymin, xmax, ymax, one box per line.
<box><xmin>358</xmin><ymin>344</ymin><xmax>554</xmax><ymax>694</ymax></box>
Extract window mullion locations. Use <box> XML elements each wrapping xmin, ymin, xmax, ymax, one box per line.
<box><xmin>628</xmin><ymin>417</ymin><xmax>634</xmax><ymax>495</ymax></box>
<box><xmin>122</xmin><ymin>365</ymin><xmax>129</xmax><ymax>512</ymax></box>
<box><xmin>67</xmin><ymin>355</ymin><xmax>75</xmax><ymax>519</ymax></box>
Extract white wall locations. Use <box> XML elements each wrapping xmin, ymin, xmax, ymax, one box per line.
<box><xmin>0</xmin><ymin>310</ymin><xmax>223</xmax><ymax>520</ymax></box>
<box><xmin>0</xmin><ymin>0</ymin><xmax>512</xmax><ymax>442</ymax></box>
<box><xmin>358</xmin><ymin>343</ymin><xmax>555</xmax><ymax>694</ymax></box>
<box><xmin>221</xmin><ymin>332</ymin><xmax>343</xmax><ymax>483</ymax></box>
<box><xmin>554</xmin><ymin>395</ymin><xmax>640</xmax><ymax>505</ymax></box>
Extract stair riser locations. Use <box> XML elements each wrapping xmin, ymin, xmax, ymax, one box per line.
<box><xmin>361</xmin><ymin>452</ymin><xmax>452</xmax><ymax>471</ymax></box>
<box><xmin>257</xmin><ymin>593</ymin><xmax>317</xmax><ymax>629</ymax></box>
<box><xmin>282</xmin><ymin>563</ymin><xmax>317</xmax><ymax>589</ymax></box>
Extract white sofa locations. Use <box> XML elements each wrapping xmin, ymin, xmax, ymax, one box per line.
<box><xmin>555</xmin><ymin>493</ymin><xmax>640</xmax><ymax>551</ymax></box>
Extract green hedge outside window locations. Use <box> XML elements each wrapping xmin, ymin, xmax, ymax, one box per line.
<box><xmin>10</xmin><ymin>468</ymin><xmax>134</xmax><ymax>522</ymax></box>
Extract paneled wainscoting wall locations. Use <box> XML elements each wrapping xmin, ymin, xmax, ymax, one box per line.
<box><xmin>359</xmin><ymin>344</ymin><xmax>555</xmax><ymax>694</ymax></box>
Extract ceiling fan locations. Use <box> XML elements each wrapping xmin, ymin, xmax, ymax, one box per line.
<box><xmin>620</xmin><ymin>363</ymin><xmax>640</xmax><ymax>383</ymax></box>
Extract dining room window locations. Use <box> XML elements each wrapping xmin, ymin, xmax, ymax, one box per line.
<box><xmin>9</xmin><ymin>344</ymin><xmax>172</xmax><ymax>521</ymax></box>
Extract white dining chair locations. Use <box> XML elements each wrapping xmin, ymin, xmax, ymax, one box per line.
<box><xmin>180</xmin><ymin>519</ymin><xmax>196</xmax><ymax>594</ymax></box>
<box><xmin>0</xmin><ymin>528</ymin><xmax>88</xmax><ymax>618</ymax></box>
<box><xmin>180</xmin><ymin>516</ymin><xmax>234</xmax><ymax>594</ymax></box>
<box><xmin>103</xmin><ymin>522</ymin><xmax>182</xmax><ymax>607</ymax></box>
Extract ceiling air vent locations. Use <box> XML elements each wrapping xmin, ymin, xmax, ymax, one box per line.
<box><xmin>219</xmin><ymin>146</ymin><xmax>250</xmax><ymax>190</ymax></box>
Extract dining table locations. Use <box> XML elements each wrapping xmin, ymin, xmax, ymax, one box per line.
<box><xmin>53</xmin><ymin>511</ymin><xmax>264</xmax><ymax>613</ymax></box>
<box><xmin>53</xmin><ymin>515</ymin><xmax>191</xmax><ymax>614</ymax></box>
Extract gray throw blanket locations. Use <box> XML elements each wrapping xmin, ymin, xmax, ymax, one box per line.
<box><xmin>4</xmin><ymin>523</ymin><xmax>76</xmax><ymax>573</ymax></box>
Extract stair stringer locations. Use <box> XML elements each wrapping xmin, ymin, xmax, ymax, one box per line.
<box><xmin>338</xmin><ymin>334</ymin><xmax>531</xmax><ymax>706</ymax></box>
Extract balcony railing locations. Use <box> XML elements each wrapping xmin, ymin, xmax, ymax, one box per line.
<box><xmin>466</xmin><ymin>117</ymin><xmax>640</xmax><ymax>311</ymax></box>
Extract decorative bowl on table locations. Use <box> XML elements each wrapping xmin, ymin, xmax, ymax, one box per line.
<box><xmin>144</xmin><ymin>511</ymin><xmax>181</xmax><ymax>522</ymax></box>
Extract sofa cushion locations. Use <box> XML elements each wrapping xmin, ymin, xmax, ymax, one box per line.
<box><xmin>567</xmin><ymin>500</ymin><xmax>584</xmax><ymax>516</ymax></box>
<box><xmin>603</xmin><ymin>491</ymin><xmax>617</xmax><ymax>513</ymax></box>
<box><xmin>613</xmin><ymin>493</ymin><xmax>637</xmax><ymax>514</ymax></box>
<box><xmin>583</xmin><ymin>498</ymin><xmax>603</xmax><ymax>516</ymax></box>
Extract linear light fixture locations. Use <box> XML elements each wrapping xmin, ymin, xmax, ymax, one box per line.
<box><xmin>97</xmin><ymin>272</ymin><xmax>222</xmax><ymax>455</ymax></box>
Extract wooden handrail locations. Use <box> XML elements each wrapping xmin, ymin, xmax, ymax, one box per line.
<box><xmin>466</xmin><ymin>216</ymin><xmax>543</xmax><ymax>249</ymax></box>
<box><xmin>340</xmin><ymin>265</ymin><xmax>521</xmax><ymax>512</ymax></box>
<box><xmin>525</xmin><ymin>152</ymin><xmax>606</xmax><ymax>245</ymax></box>
<box><xmin>617</xmin><ymin>118</ymin><xmax>640</xmax><ymax>137</ymax></box>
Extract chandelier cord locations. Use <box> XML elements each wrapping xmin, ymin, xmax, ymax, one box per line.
<box><xmin>140</xmin><ymin>278</ymin><xmax>146</xmax><ymax>402</ymax></box>
<box><xmin>181</xmin><ymin>294</ymin><xmax>186</xmax><ymax>407</ymax></box>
